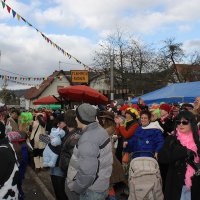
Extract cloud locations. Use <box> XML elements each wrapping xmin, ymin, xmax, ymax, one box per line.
<box><xmin>2</xmin><ymin>0</ymin><xmax>200</xmax><ymax>37</ymax></box>
<box><xmin>183</xmin><ymin>39</ymin><xmax>200</xmax><ymax>53</ymax></box>
<box><xmin>0</xmin><ymin>23</ymin><xmax>96</xmax><ymax>77</ymax></box>
<box><xmin>178</xmin><ymin>25</ymin><xmax>192</xmax><ymax>32</ymax></box>
<box><xmin>29</xmin><ymin>0</ymin><xmax>200</xmax><ymax>35</ymax></box>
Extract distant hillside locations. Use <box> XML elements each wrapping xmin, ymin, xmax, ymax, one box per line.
<box><xmin>11</xmin><ymin>89</ymin><xmax>28</xmax><ymax>98</ymax></box>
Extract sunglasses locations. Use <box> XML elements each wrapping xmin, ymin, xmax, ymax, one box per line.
<box><xmin>176</xmin><ymin>120</ymin><xmax>190</xmax><ymax>125</ymax></box>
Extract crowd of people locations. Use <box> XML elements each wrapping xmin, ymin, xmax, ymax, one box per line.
<box><xmin>1</xmin><ymin>97</ymin><xmax>200</xmax><ymax>200</ymax></box>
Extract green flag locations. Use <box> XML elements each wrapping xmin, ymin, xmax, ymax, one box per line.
<box><xmin>2</xmin><ymin>1</ymin><xmax>5</xmax><ymax>9</ymax></box>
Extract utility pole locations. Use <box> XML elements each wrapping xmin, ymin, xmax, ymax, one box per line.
<box><xmin>110</xmin><ymin>51</ymin><xmax>114</xmax><ymax>101</ymax></box>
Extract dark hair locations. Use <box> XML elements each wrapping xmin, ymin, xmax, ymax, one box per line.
<box><xmin>125</xmin><ymin>110</ymin><xmax>137</xmax><ymax>120</ymax></box>
<box><xmin>11</xmin><ymin>109</ymin><xmax>20</xmax><ymax>116</ymax></box>
<box><xmin>64</xmin><ymin>109</ymin><xmax>77</xmax><ymax>128</ymax></box>
<box><xmin>102</xmin><ymin>117</ymin><xmax>115</xmax><ymax>129</ymax></box>
<box><xmin>175</xmin><ymin>110</ymin><xmax>200</xmax><ymax>155</ymax></box>
<box><xmin>140</xmin><ymin>110</ymin><xmax>151</xmax><ymax>120</ymax></box>
<box><xmin>181</xmin><ymin>103</ymin><xmax>194</xmax><ymax>110</ymax></box>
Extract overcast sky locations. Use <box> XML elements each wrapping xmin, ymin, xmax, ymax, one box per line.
<box><xmin>1</xmin><ymin>0</ymin><xmax>200</xmax><ymax>89</ymax></box>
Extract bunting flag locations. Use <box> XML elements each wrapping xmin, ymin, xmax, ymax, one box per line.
<box><xmin>1</xmin><ymin>1</ymin><xmax>5</xmax><ymax>9</ymax></box>
<box><xmin>12</xmin><ymin>9</ymin><xmax>16</xmax><ymax>18</ymax></box>
<box><xmin>0</xmin><ymin>0</ymin><xmax>98</xmax><ymax>72</ymax></box>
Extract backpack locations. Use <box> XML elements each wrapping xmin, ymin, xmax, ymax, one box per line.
<box><xmin>128</xmin><ymin>157</ymin><xmax>163</xmax><ymax>200</ymax></box>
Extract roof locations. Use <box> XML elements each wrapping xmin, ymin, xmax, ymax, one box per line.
<box><xmin>24</xmin><ymin>70</ymin><xmax>70</xmax><ymax>100</ymax></box>
<box><xmin>176</xmin><ymin>64</ymin><xmax>200</xmax><ymax>73</ymax></box>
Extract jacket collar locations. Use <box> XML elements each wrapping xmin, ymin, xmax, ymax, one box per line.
<box><xmin>81</xmin><ymin>122</ymin><xmax>99</xmax><ymax>134</ymax></box>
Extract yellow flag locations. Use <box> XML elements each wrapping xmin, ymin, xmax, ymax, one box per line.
<box><xmin>17</xmin><ymin>14</ymin><xmax>21</xmax><ymax>21</ymax></box>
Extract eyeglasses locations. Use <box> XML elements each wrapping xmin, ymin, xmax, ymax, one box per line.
<box><xmin>176</xmin><ymin>120</ymin><xmax>190</xmax><ymax>125</ymax></box>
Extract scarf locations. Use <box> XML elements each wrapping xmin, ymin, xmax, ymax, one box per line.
<box><xmin>176</xmin><ymin>129</ymin><xmax>199</xmax><ymax>190</ymax></box>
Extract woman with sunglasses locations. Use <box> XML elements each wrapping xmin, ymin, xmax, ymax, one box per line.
<box><xmin>158</xmin><ymin>110</ymin><xmax>200</xmax><ymax>200</ymax></box>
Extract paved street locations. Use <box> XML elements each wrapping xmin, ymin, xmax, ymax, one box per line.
<box><xmin>23</xmin><ymin>166</ymin><xmax>127</xmax><ymax>200</ymax></box>
<box><xmin>23</xmin><ymin>168</ymin><xmax>49</xmax><ymax>200</ymax></box>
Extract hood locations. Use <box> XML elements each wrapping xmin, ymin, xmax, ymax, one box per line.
<box><xmin>142</xmin><ymin>121</ymin><xmax>164</xmax><ymax>132</ymax></box>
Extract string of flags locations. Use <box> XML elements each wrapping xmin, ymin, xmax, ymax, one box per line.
<box><xmin>6</xmin><ymin>77</ymin><xmax>39</xmax><ymax>87</ymax></box>
<box><xmin>0</xmin><ymin>74</ymin><xmax>70</xmax><ymax>81</ymax></box>
<box><xmin>0</xmin><ymin>0</ymin><xmax>100</xmax><ymax>73</ymax></box>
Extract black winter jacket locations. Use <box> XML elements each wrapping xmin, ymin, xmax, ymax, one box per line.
<box><xmin>158</xmin><ymin>135</ymin><xmax>200</xmax><ymax>200</ymax></box>
<box><xmin>59</xmin><ymin>129</ymin><xmax>80</xmax><ymax>176</ymax></box>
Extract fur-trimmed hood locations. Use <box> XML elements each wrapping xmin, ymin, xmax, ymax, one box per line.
<box><xmin>142</xmin><ymin>121</ymin><xmax>164</xmax><ymax>132</ymax></box>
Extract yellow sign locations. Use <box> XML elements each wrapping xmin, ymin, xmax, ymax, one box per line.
<box><xmin>71</xmin><ymin>70</ymin><xmax>89</xmax><ymax>83</ymax></box>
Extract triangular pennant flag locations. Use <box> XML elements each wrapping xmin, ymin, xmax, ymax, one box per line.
<box><xmin>17</xmin><ymin>14</ymin><xmax>21</xmax><ymax>21</ymax></box>
<box><xmin>47</xmin><ymin>38</ymin><xmax>49</xmax><ymax>43</ymax></box>
<box><xmin>2</xmin><ymin>1</ymin><xmax>5</xmax><ymax>9</ymax></box>
<box><xmin>53</xmin><ymin>43</ymin><xmax>56</xmax><ymax>47</ymax></box>
<box><xmin>12</xmin><ymin>10</ymin><xmax>16</xmax><ymax>18</ymax></box>
<box><xmin>6</xmin><ymin>5</ymin><xmax>11</xmax><ymax>13</ymax></box>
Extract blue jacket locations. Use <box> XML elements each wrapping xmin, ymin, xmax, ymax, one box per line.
<box><xmin>125</xmin><ymin>121</ymin><xmax>164</xmax><ymax>158</ymax></box>
<box><xmin>43</xmin><ymin>128</ymin><xmax>66</xmax><ymax>167</ymax></box>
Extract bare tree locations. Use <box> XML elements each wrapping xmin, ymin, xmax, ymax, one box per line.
<box><xmin>158</xmin><ymin>38</ymin><xmax>184</xmax><ymax>82</ymax></box>
<box><xmin>127</xmin><ymin>39</ymin><xmax>156</xmax><ymax>74</ymax></box>
<box><xmin>93</xmin><ymin>29</ymin><xmax>130</xmax><ymax>93</ymax></box>
<box><xmin>189</xmin><ymin>50</ymin><xmax>200</xmax><ymax>65</ymax></box>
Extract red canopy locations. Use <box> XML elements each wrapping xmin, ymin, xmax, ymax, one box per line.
<box><xmin>58</xmin><ymin>85</ymin><xmax>108</xmax><ymax>105</ymax></box>
<box><xmin>33</xmin><ymin>96</ymin><xmax>59</xmax><ymax>105</ymax></box>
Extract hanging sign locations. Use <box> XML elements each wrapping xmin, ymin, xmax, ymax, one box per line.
<box><xmin>71</xmin><ymin>70</ymin><xmax>88</xmax><ymax>83</ymax></box>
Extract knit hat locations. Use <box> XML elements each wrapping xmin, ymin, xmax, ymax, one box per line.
<box><xmin>119</xmin><ymin>104</ymin><xmax>129</xmax><ymax>111</ymax></box>
<box><xmin>160</xmin><ymin>103</ymin><xmax>171</xmax><ymax>113</ymax></box>
<box><xmin>76</xmin><ymin>103</ymin><xmax>97</xmax><ymax>125</ymax></box>
<box><xmin>125</xmin><ymin>107</ymin><xmax>140</xmax><ymax>119</ymax></box>
<box><xmin>131</xmin><ymin>104</ymin><xmax>140</xmax><ymax>111</ymax></box>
